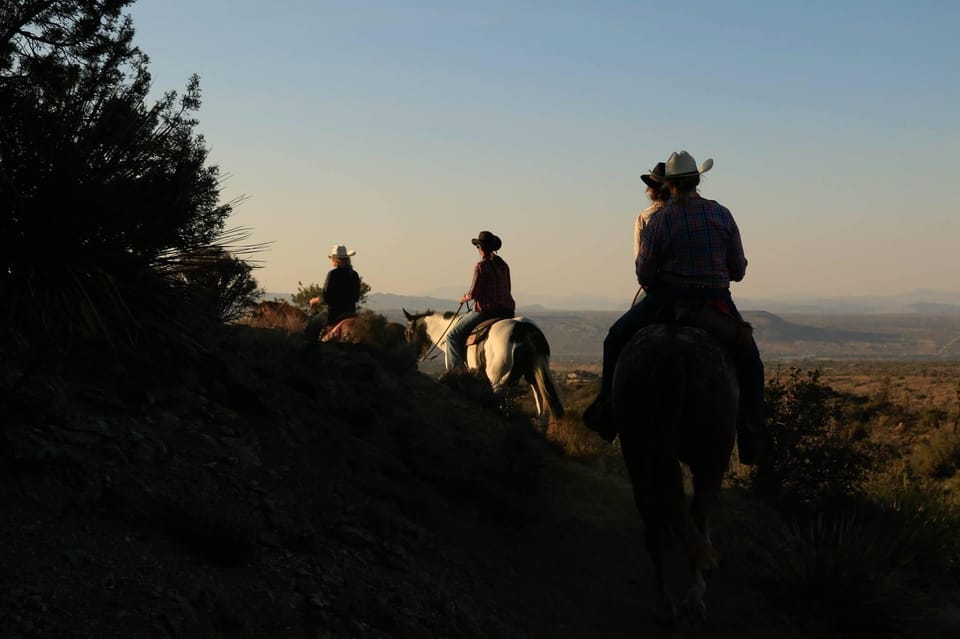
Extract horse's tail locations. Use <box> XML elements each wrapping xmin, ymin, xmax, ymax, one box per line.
<box><xmin>533</xmin><ymin>353</ymin><xmax>565</xmax><ymax>419</ymax></box>
<box><xmin>514</xmin><ymin>322</ymin><xmax>564</xmax><ymax>419</ymax></box>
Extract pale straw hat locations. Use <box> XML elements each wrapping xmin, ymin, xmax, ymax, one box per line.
<box><xmin>662</xmin><ymin>151</ymin><xmax>714</xmax><ymax>179</ymax></box>
<box><xmin>328</xmin><ymin>244</ymin><xmax>356</xmax><ymax>259</ymax></box>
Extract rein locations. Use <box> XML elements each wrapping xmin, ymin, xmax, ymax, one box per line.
<box><xmin>418</xmin><ymin>302</ymin><xmax>466</xmax><ymax>362</ymax></box>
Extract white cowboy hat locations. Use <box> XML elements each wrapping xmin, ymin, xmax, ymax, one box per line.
<box><xmin>328</xmin><ymin>244</ymin><xmax>356</xmax><ymax>258</ymax></box>
<box><xmin>662</xmin><ymin>151</ymin><xmax>714</xmax><ymax>179</ymax></box>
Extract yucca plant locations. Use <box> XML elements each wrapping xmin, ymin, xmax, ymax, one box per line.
<box><xmin>762</xmin><ymin>509</ymin><xmax>929</xmax><ymax>638</ymax></box>
<box><xmin>862</xmin><ymin>468</ymin><xmax>960</xmax><ymax>576</ymax></box>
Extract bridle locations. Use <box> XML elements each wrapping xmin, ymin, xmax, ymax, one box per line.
<box><xmin>410</xmin><ymin>302</ymin><xmax>467</xmax><ymax>362</ymax></box>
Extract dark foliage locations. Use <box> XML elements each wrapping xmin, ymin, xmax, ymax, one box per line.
<box><xmin>0</xmin><ymin>1</ymin><xmax>255</xmax><ymax>343</ymax></box>
<box><xmin>292</xmin><ymin>279</ymin><xmax>371</xmax><ymax>315</ymax></box>
<box><xmin>174</xmin><ymin>245</ymin><xmax>262</xmax><ymax>323</ymax></box>
<box><xmin>753</xmin><ymin>367</ymin><xmax>879</xmax><ymax>511</ymax></box>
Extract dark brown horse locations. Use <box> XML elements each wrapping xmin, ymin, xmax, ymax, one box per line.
<box><xmin>613</xmin><ymin>323</ymin><xmax>738</xmax><ymax>621</ymax></box>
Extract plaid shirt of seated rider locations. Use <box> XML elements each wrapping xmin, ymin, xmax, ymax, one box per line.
<box><xmin>467</xmin><ymin>255</ymin><xmax>516</xmax><ymax>313</ymax></box>
<box><xmin>636</xmin><ymin>194</ymin><xmax>747</xmax><ymax>291</ymax></box>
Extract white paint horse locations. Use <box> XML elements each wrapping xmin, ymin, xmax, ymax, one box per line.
<box><xmin>402</xmin><ymin>309</ymin><xmax>564</xmax><ymax>426</ymax></box>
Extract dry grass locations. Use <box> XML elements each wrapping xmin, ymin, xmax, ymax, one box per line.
<box><xmin>236</xmin><ymin>300</ymin><xmax>309</xmax><ymax>333</ymax></box>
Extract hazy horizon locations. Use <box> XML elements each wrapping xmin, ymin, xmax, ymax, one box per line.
<box><xmin>130</xmin><ymin>1</ymin><xmax>959</xmax><ymax>302</ymax></box>
<box><xmin>265</xmin><ymin>286</ymin><xmax>960</xmax><ymax>314</ymax></box>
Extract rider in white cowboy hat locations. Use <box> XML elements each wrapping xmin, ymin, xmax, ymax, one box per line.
<box><xmin>319</xmin><ymin>244</ymin><xmax>361</xmax><ymax>327</ymax></box>
<box><xmin>585</xmin><ymin>151</ymin><xmax>769</xmax><ymax>465</ymax></box>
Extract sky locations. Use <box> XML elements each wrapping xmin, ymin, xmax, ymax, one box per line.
<box><xmin>129</xmin><ymin>0</ymin><xmax>959</xmax><ymax>307</ymax></box>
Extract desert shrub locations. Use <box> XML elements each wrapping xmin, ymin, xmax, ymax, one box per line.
<box><xmin>911</xmin><ymin>428</ymin><xmax>960</xmax><ymax>479</ymax></box>
<box><xmin>351</xmin><ymin>310</ymin><xmax>404</xmax><ymax>350</ymax></box>
<box><xmin>752</xmin><ymin>368</ymin><xmax>878</xmax><ymax>510</ymax></box>
<box><xmin>544</xmin><ymin>376</ymin><xmax>626</xmax><ymax>471</ymax></box>
<box><xmin>291</xmin><ymin>281</ymin><xmax>326</xmax><ymax>314</ymax></box>
<box><xmin>917</xmin><ymin>406</ymin><xmax>949</xmax><ymax>431</ymax></box>
<box><xmin>437</xmin><ymin>369</ymin><xmax>500</xmax><ymax>411</ymax></box>
<box><xmin>350</xmin><ymin>310</ymin><xmax>416</xmax><ymax>372</ymax></box>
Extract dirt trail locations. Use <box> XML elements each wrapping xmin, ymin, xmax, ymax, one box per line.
<box><xmin>421</xmin><ymin>442</ymin><xmax>790</xmax><ymax>639</ymax></box>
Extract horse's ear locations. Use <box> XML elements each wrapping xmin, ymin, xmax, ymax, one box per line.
<box><xmin>402</xmin><ymin>308</ymin><xmax>413</xmax><ymax>321</ymax></box>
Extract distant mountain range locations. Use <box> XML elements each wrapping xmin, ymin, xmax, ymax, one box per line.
<box><xmin>265</xmin><ymin>289</ymin><xmax>960</xmax><ymax>315</ymax></box>
<box><xmin>738</xmin><ymin>290</ymin><xmax>960</xmax><ymax>314</ymax></box>
<box><xmin>354</xmin><ymin>290</ymin><xmax>960</xmax><ymax>315</ymax></box>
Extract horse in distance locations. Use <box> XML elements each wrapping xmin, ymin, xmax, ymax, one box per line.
<box><xmin>402</xmin><ymin>309</ymin><xmax>564</xmax><ymax>427</ymax></box>
<box><xmin>613</xmin><ymin>323</ymin><xmax>738</xmax><ymax>622</ymax></box>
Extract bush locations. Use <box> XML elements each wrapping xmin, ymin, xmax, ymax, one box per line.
<box><xmin>752</xmin><ymin>367</ymin><xmax>879</xmax><ymax>510</ymax></box>
<box><xmin>292</xmin><ymin>279</ymin><xmax>371</xmax><ymax>314</ymax></box>
<box><xmin>350</xmin><ymin>310</ymin><xmax>416</xmax><ymax>372</ymax></box>
<box><xmin>911</xmin><ymin>428</ymin><xmax>960</xmax><ymax>479</ymax></box>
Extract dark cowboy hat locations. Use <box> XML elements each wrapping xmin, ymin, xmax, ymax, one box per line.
<box><xmin>471</xmin><ymin>230</ymin><xmax>502</xmax><ymax>251</ymax></box>
<box><xmin>641</xmin><ymin>161</ymin><xmax>666</xmax><ymax>188</ymax></box>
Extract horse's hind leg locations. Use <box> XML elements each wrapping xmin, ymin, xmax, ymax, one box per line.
<box><xmin>643</xmin><ymin>526</ymin><xmax>674</xmax><ymax>623</ymax></box>
<box><xmin>690</xmin><ymin>464</ymin><xmax>725</xmax><ymax>570</ymax></box>
<box><xmin>678</xmin><ymin>464</ymin><xmax>726</xmax><ymax>621</ymax></box>
<box><xmin>626</xmin><ymin>446</ymin><xmax>684</xmax><ymax>622</ymax></box>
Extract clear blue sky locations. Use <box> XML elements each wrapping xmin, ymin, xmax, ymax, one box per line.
<box><xmin>130</xmin><ymin>0</ymin><xmax>959</xmax><ymax>306</ymax></box>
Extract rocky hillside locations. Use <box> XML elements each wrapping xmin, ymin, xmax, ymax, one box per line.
<box><xmin>1</xmin><ymin>326</ymin><xmax>957</xmax><ymax>638</ymax></box>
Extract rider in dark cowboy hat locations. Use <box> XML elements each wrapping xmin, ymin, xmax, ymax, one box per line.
<box><xmin>584</xmin><ymin>151</ymin><xmax>769</xmax><ymax>465</ymax></box>
<box><xmin>445</xmin><ymin>231</ymin><xmax>516</xmax><ymax>371</ymax></box>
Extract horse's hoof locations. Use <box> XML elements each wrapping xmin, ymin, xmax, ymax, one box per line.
<box><xmin>681</xmin><ymin>598</ymin><xmax>707</xmax><ymax>623</ymax></box>
<box><xmin>655</xmin><ymin>602</ymin><xmax>680</xmax><ymax>625</ymax></box>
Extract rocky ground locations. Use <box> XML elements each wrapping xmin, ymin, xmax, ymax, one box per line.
<box><xmin>2</xmin><ymin>326</ymin><xmax>957</xmax><ymax>638</ymax></box>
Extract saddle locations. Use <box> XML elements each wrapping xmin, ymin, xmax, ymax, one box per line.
<box><xmin>669</xmin><ymin>302</ymin><xmax>754</xmax><ymax>355</ymax></box>
<box><xmin>464</xmin><ymin>317</ymin><xmax>503</xmax><ymax>349</ymax></box>
<box><xmin>461</xmin><ymin>313</ymin><xmax>515</xmax><ymax>371</ymax></box>
<box><xmin>321</xmin><ymin>312</ymin><xmax>359</xmax><ymax>343</ymax></box>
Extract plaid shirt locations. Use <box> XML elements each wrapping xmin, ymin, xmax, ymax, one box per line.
<box><xmin>466</xmin><ymin>255</ymin><xmax>516</xmax><ymax>313</ymax></box>
<box><xmin>636</xmin><ymin>194</ymin><xmax>747</xmax><ymax>289</ymax></box>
